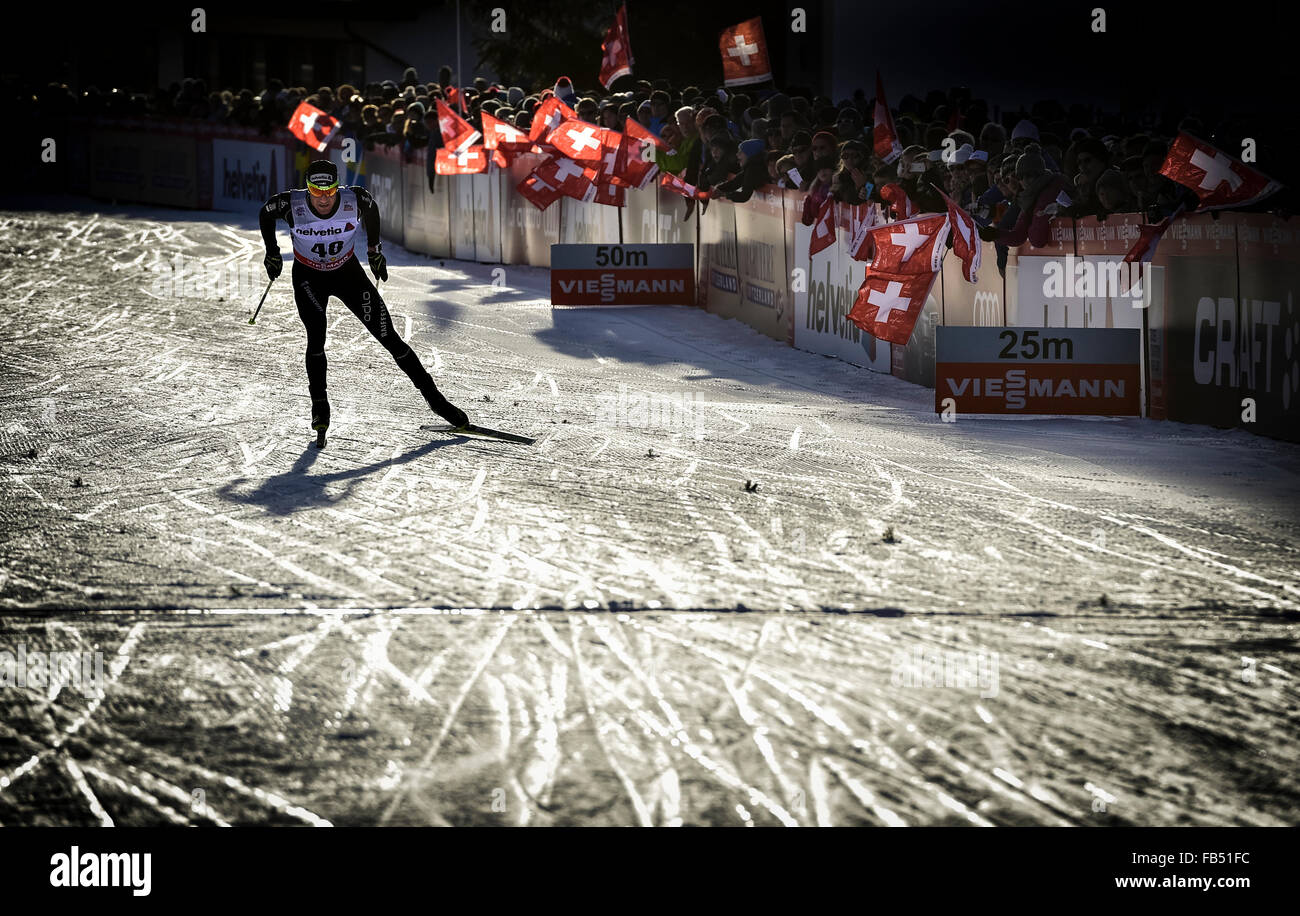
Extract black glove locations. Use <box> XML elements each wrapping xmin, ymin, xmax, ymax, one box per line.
<box><xmin>977</xmin><ymin>223</ymin><xmax>1000</xmax><ymax>243</ymax></box>
<box><xmin>368</xmin><ymin>246</ymin><xmax>388</xmax><ymax>282</ymax></box>
<box><xmin>264</xmin><ymin>248</ymin><xmax>282</xmax><ymax>280</ymax></box>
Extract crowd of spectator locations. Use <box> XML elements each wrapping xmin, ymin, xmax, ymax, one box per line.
<box><xmin>15</xmin><ymin>66</ymin><xmax>1294</xmax><ymax>247</ymax></box>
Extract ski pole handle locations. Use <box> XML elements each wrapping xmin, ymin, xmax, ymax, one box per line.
<box><xmin>248</xmin><ymin>276</ymin><xmax>275</xmax><ymax>325</ymax></box>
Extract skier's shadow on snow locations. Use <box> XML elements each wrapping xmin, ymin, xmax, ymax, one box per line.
<box><xmin>214</xmin><ymin>438</ymin><xmax>461</xmax><ymax>516</ymax></box>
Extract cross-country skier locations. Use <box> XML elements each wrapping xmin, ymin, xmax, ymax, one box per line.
<box><xmin>259</xmin><ymin>159</ymin><xmax>468</xmax><ymax>445</ymax></box>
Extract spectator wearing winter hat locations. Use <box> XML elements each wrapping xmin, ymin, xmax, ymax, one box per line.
<box><xmin>1009</xmin><ymin>118</ymin><xmax>1039</xmax><ymax>149</ymax></box>
<box><xmin>714</xmin><ymin>138</ymin><xmax>771</xmax><ymax>203</ymax></box>
<box><xmin>636</xmin><ymin>100</ymin><xmax>655</xmax><ymax>129</ymax></box>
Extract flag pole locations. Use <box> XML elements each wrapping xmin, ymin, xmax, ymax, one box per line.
<box><xmin>456</xmin><ymin>0</ymin><xmax>463</xmax><ymax>110</ymax></box>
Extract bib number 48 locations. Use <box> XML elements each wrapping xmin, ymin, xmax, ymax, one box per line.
<box><xmin>311</xmin><ymin>241</ymin><xmax>346</xmax><ymax>258</ymax></box>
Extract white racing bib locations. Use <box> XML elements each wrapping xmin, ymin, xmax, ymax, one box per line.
<box><xmin>290</xmin><ymin>188</ymin><xmax>361</xmax><ymax>271</ymax></box>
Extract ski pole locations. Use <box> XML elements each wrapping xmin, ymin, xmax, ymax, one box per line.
<box><xmin>248</xmin><ymin>276</ymin><xmax>275</xmax><ymax>325</ymax></box>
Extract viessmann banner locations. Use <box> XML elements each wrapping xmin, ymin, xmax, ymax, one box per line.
<box><xmin>936</xmin><ymin>326</ymin><xmax>1141</xmax><ymax>415</ymax></box>
<box><xmin>550</xmin><ymin>244</ymin><xmax>695</xmax><ymax>305</ymax></box>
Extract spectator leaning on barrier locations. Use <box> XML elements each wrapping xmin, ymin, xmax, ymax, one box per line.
<box><xmin>714</xmin><ymin>138</ymin><xmax>771</xmax><ymax>203</ymax></box>
<box><xmin>978</xmin><ymin>146</ymin><xmax>1072</xmax><ymax>250</ymax></box>
<box><xmin>703</xmin><ymin>133</ymin><xmax>740</xmax><ymax>191</ymax></box>
<box><xmin>800</xmin><ymin>156</ymin><xmax>838</xmax><ymax>224</ymax></box>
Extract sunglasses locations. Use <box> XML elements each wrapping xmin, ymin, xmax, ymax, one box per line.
<box><xmin>307</xmin><ymin>182</ymin><xmax>338</xmax><ymax>198</ymax></box>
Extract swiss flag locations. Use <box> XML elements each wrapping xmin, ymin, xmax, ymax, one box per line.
<box><xmin>518</xmin><ymin>170</ymin><xmax>563</xmax><ymax>211</ymax></box>
<box><xmin>435</xmin><ymin>100</ymin><xmax>481</xmax><ymax>152</ymax></box>
<box><xmin>434</xmin><ymin>146</ymin><xmax>488</xmax><ymax>175</ymax></box>
<box><xmin>809</xmin><ymin>197</ymin><xmax>837</xmax><ymax>257</ymax></box>
<box><xmin>1124</xmin><ymin>202</ymin><xmax>1187</xmax><ymax>263</ymax></box>
<box><xmin>660</xmin><ymin>172</ymin><xmax>708</xmax><ymax>200</ymax></box>
<box><xmin>598</xmin><ymin>134</ymin><xmax>628</xmax><ymax>187</ymax></box>
<box><xmin>547</xmin><ymin>119</ymin><xmax>611</xmax><ymax>163</ymax></box>
<box><xmin>481</xmin><ymin>110</ymin><xmax>531</xmax><ymax>152</ymax></box>
<box><xmin>613</xmin><ymin>130</ymin><xmax>660</xmax><ymax>189</ymax></box>
<box><xmin>936</xmin><ymin>186</ymin><xmax>981</xmax><ymax>282</ymax></box>
<box><xmin>536</xmin><ymin>155</ymin><xmax>597</xmax><ymax>201</ymax></box>
<box><xmin>868</xmin><ymin>213</ymin><xmax>950</xmax><ymax>275</ymax></box>
<box><xmin>1159</xmin><ymin>132</ymin><xmax>1281</xmax><ymax>212</ymax></box>
<box><xmin>847</xmin><ymin>203</ymin><xmax>884</xmax><ymax>261</ymax></box>
<box><xmin>719</xmin><ymin>18</ymin><xmax>771</xmax><ymax>87</ymax></box>
<box><xmin>847</xmin><ymin>269</ymin><xmax>939</xmax><ymax>346</ymax></box>
<box><xmin>599</xmin><ymin>3</ymin><xmax>633</xmax><ymax>89</ymax></box>
<box><xmin>445</xmin><ymin>85</ymin><xmax>465</xmax><ymax>113</ymax></box>
<box><xmin>288</xmin><ymin>101</ymin><xmax>340</xmax><ymax>152</ymax></box>
<box><xmin>873</xmin><ymin>72</ymin><xmax>902</xmax><ymax>164</ymax></box>
<box><xmin>529</xmin><ymin>96</ymin><xmax>577</xmax><ymax>145</ymax></box>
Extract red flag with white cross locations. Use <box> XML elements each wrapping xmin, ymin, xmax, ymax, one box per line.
<box><xmin>435</xmin><ymin>100</ymin><xmax>481</xmax><ymax>152</ymax></box>
<box><xmin>529</xmin><ymin>96</ymin><xmax>577</xmax><ymax>145</ymax></box>
<box><xmin>517</xmin><ymin>170</ymin><xmax>563</xmax><ymax>210</ymax></box>
<box><xmin>847</xmin><ymin>269</ymin><xmax>940</xmax><ymax>346</ymax></box>
<box><xmin>599</xmin><ymin>3</ymin><xmax>633</xmax><ymax>89</ymax></box>
<box><xmin>1158</xmin><ymin>132</ymin><xmax>1281</xmax><ymax>212</ymax></box>
<box><xmin>809</xmin><ymin>197</ymin><xmax>837</xmax><ymax>258</ymax></box>
<box><xmin>547</xmin><ymin>119</ymin><xmax>611</xmax><ymax>163</ymax></box>
<box><xmin>434</xmin><ymin>146</ymin><xmax>488</xmax><ymax>175</ymax></box>
<box><xmin>718</xmin><ymin>18</ymin><xmax>771</xmax><ymax>87</ymax></box>
<box><xmin>873</xmin><ymin>71</ymin><xmax>902</xmax><ymax>164</ymax></box>
<box><xmin>536</xmin><ymin>155</ymin><xmax>597</xmax><ymax>201</ymax></box>
<box><xmin>288</xmin><ymin>101</ymin><xmax>340</xmax><ymax>152</ymax></box>
<box><xmin>867</xmin><ymin>212</ymin><xmax>950</xmax><ymax>275</ymax></box>
<box><xmin>481</xmin><ymin>110</ymin><xmax>531</xmax><ymax>153</ymax></box>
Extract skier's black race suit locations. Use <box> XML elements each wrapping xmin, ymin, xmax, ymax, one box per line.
<box><xmin>258</xmin><ymin>164</ymin><xmax>467</xmax><ymax>434</ymax></box>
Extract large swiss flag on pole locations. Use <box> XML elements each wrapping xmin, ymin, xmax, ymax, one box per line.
<box><xmin>599</xmin><ymin>3</ymin><xmax>633</xmax><ymax>89</ymax></box>
<box><xmin>719</xmin><ymin>18</ymin><xmax>771</xmax><ymax>87</ymax></box>
<box><xmin>1159</xmin><ymin>132</ymin><xmax>1282</xmax><ymax>212</ymax></box>
<box><xmin>873</xmin><ymin>72</ymin><xmax>902</xmax><ymax>164</ymax></box>
<box><xmin>288</xmin><ymin>101</ymin><xmax>339</xmax><ymax>152</ymax></box>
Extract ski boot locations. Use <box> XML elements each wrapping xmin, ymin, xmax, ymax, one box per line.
<box><xmin>311</xmin><ymin>398</ymin><xmax>330</xmax><ymax>448</ymax></box>
<box><xmin>422</xmin><ymin>384</ymin><xmax>469</xmax><ymax>430</ymax></box>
